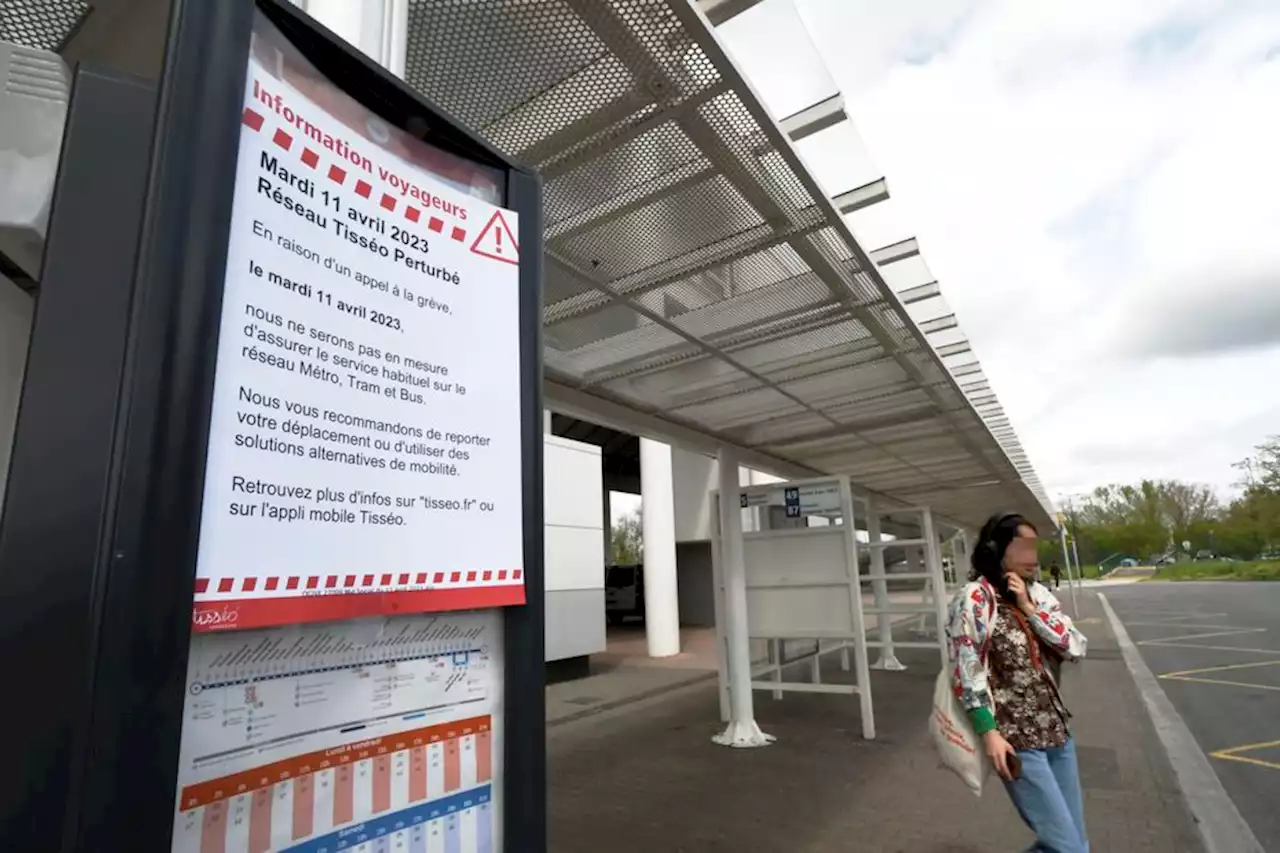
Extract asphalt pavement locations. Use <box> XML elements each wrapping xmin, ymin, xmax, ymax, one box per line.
<box><xmin>1103</xmin><ymin>582</ymin><xmax>1280</xmax><ymax>851</ymax></box>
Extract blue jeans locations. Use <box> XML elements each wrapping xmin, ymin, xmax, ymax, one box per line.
<box><xmin>1004</xmin><ymin>736</ymin><xmax>1090</xmax><ymax>853</ymax></box>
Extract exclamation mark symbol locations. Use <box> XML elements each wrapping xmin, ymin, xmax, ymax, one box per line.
<box><xmin>494</xmin><ymin>225</ymin><xmax>502</xmax><ymax>256</ymax></box>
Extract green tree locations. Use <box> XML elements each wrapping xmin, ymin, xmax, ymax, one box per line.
<box><xmin>1060</xmin><ymin>436</ymin><xmax>1280</xmax><ymax>565</ymax></box>
<box><xmin>610</xmin><ymin>508</ymin><xmax>643</xmax><ymax>565</ymax></box>
<box><xmin>1064</xmin><ymin>479</ymin><xmax>1219</xmax><ymax>563</ymax></box>
<box><xmin>1220</xmin><ymin>437</ymin><xmax>1280</xmax><ymax>557</ymax></box>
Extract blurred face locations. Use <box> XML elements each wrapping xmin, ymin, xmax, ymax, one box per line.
<box><xmin>1003</xmin><ymin>524</ymin><xmax>1039</xmax><ymax>578</ymax></box>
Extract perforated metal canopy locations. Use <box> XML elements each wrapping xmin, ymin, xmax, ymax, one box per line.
<box><xmin>9</xmin><ymin>0</ymin><xmax>1052</xmax><ymax>533</ymax></box>
<box><xmin>0</xmin><ymin>0</ymin><xmax>88</xmax><ymax>52</ymax></box>
<box><xmin>400</xmin><ymin>0</ymin><xmax>1052</xmax><ymax>533</ymax></box>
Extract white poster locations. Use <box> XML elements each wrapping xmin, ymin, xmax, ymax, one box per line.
<box><xmin>191</xmin><ymin>17</ymin><xmax>525</xmax><ymax>632</ymax></box>
<box><xmin>172</xmin><ymin>611</ymin><xmax>503</xmax><ymax>853</ymax></box>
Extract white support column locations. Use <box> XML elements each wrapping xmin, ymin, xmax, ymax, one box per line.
<box><xmin>639</xmin><ymin>438</ymin><xmax>680</xmax><ymax>658</ymax></box>
<box><xmin>921</xmin><ymin>508</ymin><xmax>949</xmax><ymax>669</ymax></box>
<box><xmin>865</xmin><ymin>500</ymin><xmax>904</xmax><ymax>671</ymax></box>
<box><xmin>712</xmin><ymin>446</ymin><xmax>773</xmax><ymax>748</ymax></box>
<box><xmin>709</xmin><ymin>502</ymin><xmax>730</xmax><ymax>723</ymax></box>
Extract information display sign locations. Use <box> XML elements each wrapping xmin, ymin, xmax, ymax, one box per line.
<box><xmin>739</xmin><ymin>483</ymin><xmax>841</xmax><ymax>516</ymax></box>
<box><xmin>37</xmin><ymin>2</ymin><xmax>544</xmax><ymax>850</ymax></box>
<box><xmin>192</xmin><ymin>12</ymin><xmax>525</xmax><ymax>633</ymax></box>
<box><xmin>156</xmin><ymin>7</ymin><xmax>540</xmax><ymax>851</ymax></box>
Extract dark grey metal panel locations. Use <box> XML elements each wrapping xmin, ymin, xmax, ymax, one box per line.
<box><xmin>676</xmin><ymin>541</ymin><xmax>716</xmax><ymax>627</ymax></box>
<box><xmin>0</xmin><ymin>66</ymin><xmax>155</xmax><ymax>851</ymax></box>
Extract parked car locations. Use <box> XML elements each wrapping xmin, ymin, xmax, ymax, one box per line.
<box><xmin>605</xmin><ymin>564</ymin><xmax>644</xmax><ymax>625</ymax></box>
<box><xmin>1259</xmin><ymin>551</ymin><xmax>1280</xmax><ymax>562</ymax></box>
<box><xmin>1194</xmin><ymin>549</ymin><xmax>1215</xmax><ymax>561</ymax></box>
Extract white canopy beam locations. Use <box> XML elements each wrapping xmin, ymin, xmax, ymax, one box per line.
<box><xmin>833</xmin><ymin>178</ymin><xmax>891</xmax><ymax>215</ymax></box>
<box><xmin>869</xmin><ymin>237</ymin><xmax>921</xmax><ymax>266</ymax></box>
<box><xmin>779</xmin><ymin>93</ymin><xmax>847</xmax><ymax>142</ymax></box>
<box><xmin>696</xmin><ymin>0</ymin><xmax>767</xmax><ymax>27</ymax></box>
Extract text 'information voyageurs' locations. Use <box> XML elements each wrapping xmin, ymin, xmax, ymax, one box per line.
<box><xmin>190</xmin><ymin>51</ymin><xmax>526</xmax><ymax>633</ymax></box>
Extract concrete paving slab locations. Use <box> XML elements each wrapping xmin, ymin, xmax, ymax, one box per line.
<box><xmin>546</xmin><ymin>592</ymin><xmax>1202</xmax><ymax>852</ymax></box>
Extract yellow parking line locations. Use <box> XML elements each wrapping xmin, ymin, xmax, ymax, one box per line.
<box><xmin>1163</xmin><ymin>675</ymin><xmax>1280</xmax><ymax>693</ymax></box>
<box><xmin>1142</xmin><ymin>643</ymin><xmax>1280</xmax><ymax>655</ymax></box>
<box><xmin>1127</xmin><ymin>613</ymin><xmax>1280</xmax><ymax>773</ymax></box>
<box><xmin>1160</xmin><ymin>659</ymin><xmax>1280</xmax><ymax>679</ymax></box>
<box><xmin>1210</xmin><ymin>740</ymin><xmax>1280</xmax><ymax>772</ymax></box>
<box><xmin>1125</xmin><ymin>620</ymin><xmax>1238</xmax><ymax>628</ymax></box>
<box><xmin>1116</xmin><ymin>612</ymin><xmax>1228</xmax><ymax>619</ymax></box>
<box><xmin>1136</xmin><ymin>626</ymin><xmax>1267</xmax><ymax>645</ymax></box>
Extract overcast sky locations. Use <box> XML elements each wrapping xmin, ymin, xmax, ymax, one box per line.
<box><xmin>720</xmin><ymin>0</ymin><xmax>1280</xmax><ymax>502</ymax></box>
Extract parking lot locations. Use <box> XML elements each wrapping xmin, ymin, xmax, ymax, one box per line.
<box><xmin>1104</xmin><ymin>582</ymin><xmax>1280</xmax><ymax>849</ymax></box>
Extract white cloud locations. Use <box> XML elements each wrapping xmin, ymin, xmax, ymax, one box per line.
<box><xmin>743</xmin><ymin>0</ymin><xmax>1280</xmax><ymax>499</ymax></box>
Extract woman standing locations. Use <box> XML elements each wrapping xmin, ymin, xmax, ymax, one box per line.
<box><xmin>946</xmin><ymin>512</ymin><xmax>1090</xmax><ymax>853</ymax></box>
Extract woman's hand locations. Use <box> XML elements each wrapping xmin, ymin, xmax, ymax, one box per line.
<box><xmin>1005</xmin><ymin>572</ymin><xmax>1034</xmax><ymax>615</ymax></box>
<box><xmin>984</xmin><ymin>729</ymin><xmax>1018</xmax><ymax>781</ymax></box>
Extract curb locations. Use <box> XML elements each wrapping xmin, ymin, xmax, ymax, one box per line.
<box><xmin>547</xmin><ymin>670</ymin><xmax>717</xmax><ymax>728</ymax></box>
<box><xmin>1098</xmin><ymin>593</ymin><xmax>1264</xmax><ymax>853</ymax></box>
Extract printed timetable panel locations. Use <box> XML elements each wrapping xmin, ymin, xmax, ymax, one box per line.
<box><xmin>173</xmin><ymin>610</ymin><xmax>502</xmax><ymax>853</ymax></box>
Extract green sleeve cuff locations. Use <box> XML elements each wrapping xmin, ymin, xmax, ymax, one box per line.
<box><xmin>967</xmin><ymin>707</ymin><xmax>997</xmax><ymax>735</ymax></box>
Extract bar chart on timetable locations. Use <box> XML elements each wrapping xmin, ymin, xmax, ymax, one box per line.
<box><xmin>173</xmin><ymin>611</ymin><xmax>502</xmax><ymax>853</ymax></box>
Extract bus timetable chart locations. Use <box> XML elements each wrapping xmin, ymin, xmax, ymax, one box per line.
<box><xmin>174</xmin><ymin>612</ymin><xmax>501</xmax><ymax>852</ymax></box>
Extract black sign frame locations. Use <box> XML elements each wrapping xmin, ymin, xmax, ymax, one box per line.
<box><xmin>55</xmin><ymin>1</ymin><xmax>545</xmax><ymax>850</ymax></box>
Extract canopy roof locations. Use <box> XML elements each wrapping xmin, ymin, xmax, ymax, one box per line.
<box><xmin>5</xmin><ymin>0</ymin><xmax>1054</xmax><ymax>533</ymax></box>
<box><xmin>401</xmin><ymin>0</ymin><xmax>1052</xmax><ymax>532</ymax></box>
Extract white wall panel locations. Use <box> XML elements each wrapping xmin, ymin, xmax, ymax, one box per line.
<box><xmin>543</xmin><ymin>435</ymin><xmax>603</xmax><ymax>530</ymax></box>
<box><xmin>544</xmin><ymin>524</ymin><xmax>604</xmax><ymax>593</ymax></box>
<box><xmin>543</xmin><ymin>432</ymin><xmax>605</xmax><ymax>661</ymax></box>
<box><xmin>672</xmin><ymin>446</ymin><xmax>717</xmax><ymax>542</ymax></box>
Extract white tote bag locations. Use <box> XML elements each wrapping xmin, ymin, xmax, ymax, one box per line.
<box><xmin>929</xmin><ymin>667</ymin><xmax>988</xmax><ymax>796</ymax></box>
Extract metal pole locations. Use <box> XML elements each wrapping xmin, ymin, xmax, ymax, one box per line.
<box><xmin>1070</xmin><ymin>536</ymin><xmax>1083</xmax><ymax>606</ymax></box>
<box><xmin>866</xmin><ymin>499</ymin><xmax>903</xmax><ymax>671</ymax></box>
<box><xmin>712</xmin><ymin>446</ymin><xmax>773</xmax><ymax>748</ymax></box>
<box><xmin>1059</xmin><ymin>526</ymin><xmax>1079</xmax><ymax>614</ymax></box>
<box><xmin>921</xmin><ymin>507</ymin><xmax>949</xmax><ymax>669</ymax></box>
<box><xmin>708</xmin><ymin>499</ymin><xmax>729</xmax><ymax>723</ymax></box>
<box><xmin>837</xmin><ymin>478</ymin><xmax>875</xmax><ymax>739</ymax></box>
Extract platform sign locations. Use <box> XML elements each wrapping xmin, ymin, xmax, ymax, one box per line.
<box><xmin>54</xmin><ymin>2</ymin><xmax>545</xmax><ymax>852</ymax></box>
<box><xmin>740</xmin><ymin>483</ymin><xmax>841</xmax><ymax>516</ymax></box>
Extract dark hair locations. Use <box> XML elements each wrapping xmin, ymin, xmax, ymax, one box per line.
<box><xmin>970</xmin><ymin>511</ymin><xmax>1038</xmax><ymax>598</ymax></box>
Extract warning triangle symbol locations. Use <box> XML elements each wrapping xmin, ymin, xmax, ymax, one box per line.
<box><xmin>469</xmin><ymin>210</ymin><xmax>519</xmax><ymax>266</ymax></box>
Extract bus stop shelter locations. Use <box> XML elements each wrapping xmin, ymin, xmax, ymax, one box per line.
<box><xmin>5</xmin><ymin>0</ymin><xmax>1060</xmax><ymax>777</ymax></box>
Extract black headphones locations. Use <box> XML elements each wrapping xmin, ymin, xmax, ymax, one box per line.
<box><xmin>979</xmin><ymin>511</ymin><xmax>1021</xmax><ymax>558</ymax></box>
